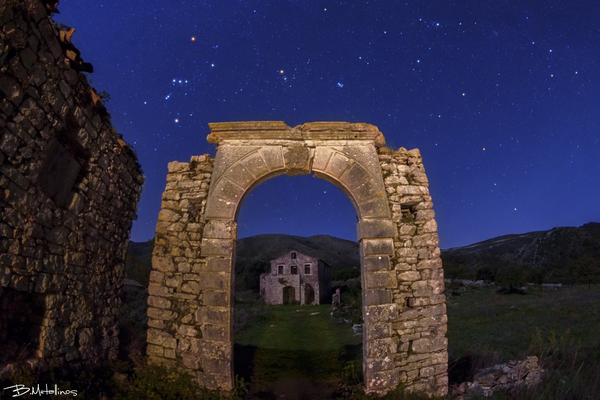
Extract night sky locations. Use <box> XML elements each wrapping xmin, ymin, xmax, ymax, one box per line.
<box><xmin>53</xmin><ymin>1</ymin><xmax>600</xmax><ymax>249</ymax></box>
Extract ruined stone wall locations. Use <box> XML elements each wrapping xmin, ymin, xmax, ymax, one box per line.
<box><xmin>146</xmin><ymin>155</ymin><xmax>229</xmax><ymax>388</ymax></box>
<box><xmin>378</xmin><ymin>148</ymin><xmax>448</xmax><ymax>395</ymax></box>
<box><xmin>0</xmin><ymin>0</ymin><xmax>143</xmax><ymax>372</ymax></box>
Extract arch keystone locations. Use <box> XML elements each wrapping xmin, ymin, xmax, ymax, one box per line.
<box><xmin>283</xmin><ymin>146</ymin><xmax>312</xmax><ymax>175</ymax></box>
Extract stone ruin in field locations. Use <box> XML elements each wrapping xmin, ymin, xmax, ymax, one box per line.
<box><xmin>149</xmin><ymin>121</ymin><xmax>448</xmax><ymax>396</ymax></box>
<box><xmin>0</xmin><ymin>0</ymin><xmax>143</xmax><ymax>377</ymax></box>
<box><xmin>260</xmin><ymin>250</ymin><xmax>332</xmax><ymax>305</ymax></box>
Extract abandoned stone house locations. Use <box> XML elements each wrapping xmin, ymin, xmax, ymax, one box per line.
<box><xmin>0</xmin><ymin>0</ymin><xmax>143</xmax><ymax>375</ymax></box>
<box><xmin>260</xmin><ymin>250</ymin><xmax>331</xmax><ymax>305</ymax></box>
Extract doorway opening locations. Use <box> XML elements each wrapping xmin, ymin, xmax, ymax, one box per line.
<box><xmin>233</xmin><ymin>174</ymin><xmax>363</xmax><ymax>398</ymax></box>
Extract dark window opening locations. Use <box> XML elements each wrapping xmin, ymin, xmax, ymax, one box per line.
<box><xmin>278</xmin><ymin>265</ymin><xmax>284</xmax><ymax>274</ymax></box>
<box><xmin>37</xmin><ymin>129</ymin><xmax>90</xmax><ymax>208</ymax></box>
<box><xmin>291</xmin><ymin>266</ymin><xmax>298</xmax><ymax>275</ymax></box>
<box><xmin>304</xmin><ymin>264</ymin><xmax>311</xmax><ymax>274</ymax></box>
<box><xmin>291</xmin><ymin>252</ymin><xmax>296</xmax><ymax>259</ymax></box>
<box><xmin>401</xmin><ymin>204</ymin><xmax>417</xmax><ymax>224</ymax></box>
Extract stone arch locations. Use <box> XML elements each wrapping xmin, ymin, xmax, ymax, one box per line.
<box><xmin>148</xmin><ymin>121</ymin><xmax>448</xmax><ymax>397</ymax></box>
<box><xmin>200</xmin><ymin>122</ymin><xmax>398</xmax><ymax>393</ymax></box>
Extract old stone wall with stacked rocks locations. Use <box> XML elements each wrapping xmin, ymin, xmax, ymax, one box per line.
<box><xmin>0</xmin><ymin>0</ymin><xmax>144</xmax><ymax>374</ymax></box>
<box><xmin>146</xmin><ymin>155</ymin><xmax>223</xmax><ymax>386</ymax></box>
<box><xmin>149</xmin><ymin>121</ymin><xmax>447</xmax><ymax>397</ymax></box>
<box><xmin>378</xmin><ymin>148</ymin><xmax>448</xmax><ymax>395</ymax></box>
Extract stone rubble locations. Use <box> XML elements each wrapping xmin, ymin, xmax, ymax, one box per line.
<box><xmin>452</xmin><ymin>356</ymin><xmax>545</xmax><ymax>398</ymax></box>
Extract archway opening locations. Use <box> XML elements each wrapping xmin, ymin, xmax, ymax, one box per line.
<box><xmin>282</xmin><ymin>286</ymin><xmax>296</xmax><ymax>304</ymax></box>
<box><xmin>233</xmin><ymin>174</ymin><xmax>364</xmax><ymax>397</ymax></box>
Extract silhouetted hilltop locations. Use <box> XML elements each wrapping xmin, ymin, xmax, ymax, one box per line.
<box><xmin>126</xmin><ymin>223</ymin><xmax>600</xmax><ymax>287</ymax></box>
<box><xmin>442</xmin><ymin>223</ymin><xmax>600</xmax><ymax>284</ymax></box>
<box><xmin>236</xmin><ymin>233</ymin><xmax>359</xmax><ymax>271</ymax></box>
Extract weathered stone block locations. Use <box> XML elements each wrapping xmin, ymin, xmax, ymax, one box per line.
<box><xmin>363</xmin><ymin>289</ymin><xmax>391</xmax><ymax>306</ymax></box>
<box><xmin>200</xmin><ymin>238</ymin><xmax>234</xmax><ymax>256</ymax></box>
<box><xmin>362</xmin><ymin>255</ymin><xmax>390</xmax><ymax>272</ymax></box>
<box><xmin>201</xmin><ymin>324</ymin><xmax>230</xmax><ymax>341</ymax></box>
<box><xmin>181</xmin><ymin>281</ymin><xmax>201</xmax><ymax>294</ymax></box>
<box><xmin>158</xmin><ymin>209</ymin><xmax>181</xmax><ymax>223</ymax></box>
<box><xmin>203</xmin><ymin>290</ymin><xmax>229</xmax><ymax>307</ymax></box>
<box><xmin>152</xmin><ymin>256</ymin><xmax>176</xmax><ymax>272</ymax></box>
<box><xmin>283</xmin><ymin>146</ymin><xmax>311</xmax><ymax>175</ymax></box>
<box><xmin>177</xmin><ymin>324</ymin><xmax>200</xmax><ymax>337</ymax></box>
<box><xmin>147</xmin><ymin>329</ymin><xmax>177</xmax><ymax>349</ymax></box>
<box><xmin>203</xmin><ymin>220</ymin><xmax>237</xmax><ymax>239</ymax></box>
<box><xmin>241</xmin><ymin>151</ymin><xmax>271</xmax><ymax>179</ymax></box>
<box><xmin>198</xmin><ymin>273</ymin><xmax>229</xmax><ymax>290</ymax></box>
<box><xmin>411</xmin><ymin>336</ymin><xmax>447</xmax><ymax>354</ymax></box>
<box><xmin>362</xmin><ymin>238</ymin><xmax>394</xmax><ymax>256</ymax></box>
<box><xmin>206</xmin><ymin>257</ymin><xmax>231</xmax><ymax>273</ymax></box>
<box><xmin>365</xmin><ymin>322</ymin><xmax>393</xmax><ymax>340</ymax></box>
<box><xmin>398</xmin><ymin>271</ymin><xmax>420</xmax><ymax>282</ymax></box>
<box><xmin>357</xmin><ymin>218</ymin><xmax>397</xmax><ymax>240</ymax></box>
<box><xmin>259</xmin><ymin>146</ymin><xmax>285</xmax><ymax>171</ymax></box>
<box><xmin>364</xmin><ymin>271</ymin><xmax>392</xmax><ymax>290</ymax></box>
<box><xmin>365</xmin><ymin>368</ymin><xmax>400</xmax><ymax>393</ymax></box>
<box><xmin>147</xmin><ymin>307</ymin><xmax>176</xmax><ymax>320</ymax></box>
<box><xmin>196</xmin><ymin>307</ymin><xmax>229</xmax><ymax>325</ymax></box>
<box><xmin>364</xmin><ymin>303</ymin><xmax>399</xmax><ymax>324</ymax></box>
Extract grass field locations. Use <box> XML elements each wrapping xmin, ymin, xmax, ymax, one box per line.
<box><xmin>234</xmin><ymin>303</ymin><xmax>363</xmax><ymax>397</ymax></box>
<box><xmin>446</xmin><ymin>283</ymin><xmax>600</xmax><ymax>361</ymax></box>
<box><xmin>4</xmin><ymin>284</ymin><xmax>598</xmax><ymax>399</ymax></box>
<box><xmin>233</xmin><ymin>284</ymin><xmax>600</xmax><ymax>399</ymax></box>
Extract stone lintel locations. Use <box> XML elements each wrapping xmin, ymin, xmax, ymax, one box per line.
<box><xmin>207</xmin><ymin>121</ymin><xmax>383</xmax><ymax>143</ymax></box>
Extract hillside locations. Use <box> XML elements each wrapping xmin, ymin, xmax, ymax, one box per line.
<box><xmin>125</xmin><ymin>234</ymin><xmax>360</xmax><ymax>290</ymax></box>
<box><xmin>236</xmin><ymin>234</ymin><xmax>359</xmax><ymax>271</ymax></box>
<box><xmin>442</xmin><ymin>222</ymin><xmax>600</xmax><ymax>284</ymax></box>
<box><xmin>125</xmin><ymin>222</ymin><xmax>600</xmax><ymax>288</ymax></box>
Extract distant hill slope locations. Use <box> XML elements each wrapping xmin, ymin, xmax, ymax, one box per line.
<box><xmin>442</xmin><ymin>222</ymin><xmax>600</xmax><ymax>284</ymax></box>
<box><xmin>236</xmin><ymin>234</ymin><xmax>359</xmax><ymax>271</ymax></box>
<box><xmin>125</xmin><ymin>222</ymin><xmax>600</xmax><ymax>288</ymax></box>
<box><xmin>125</xmin><ymin>234</ymin><xmax>360</xmax><ymax>290</ymax></box>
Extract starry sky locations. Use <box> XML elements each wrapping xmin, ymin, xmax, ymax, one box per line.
<box><xmin>53</xmin><ymin>1</ymin><xmax>600</xmax><ymax>249</ymax></box>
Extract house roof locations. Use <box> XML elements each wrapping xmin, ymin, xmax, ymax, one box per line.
<box><xmin>270</xmin><ymin>250</ymin><xmax>331</xmax><ymax>268</ymax></box>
